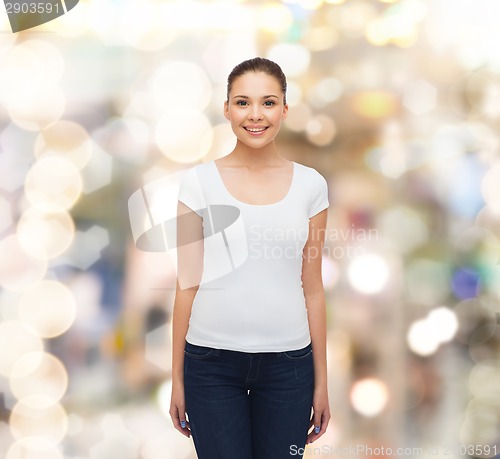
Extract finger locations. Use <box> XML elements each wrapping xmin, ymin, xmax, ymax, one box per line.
<box><xmin>306</xmin><ymin>410</ymin><xmax>328</xmax><ymax>444</ymax></box>
<box><xmin>313</xmin><ymin>411</ymin><xmax>322</xmax><ymax>435</ymax></box>
<box><xmin>171</xmin><ymin>407</ymin><xmax>191</xmax><ymax>438</ymax></box>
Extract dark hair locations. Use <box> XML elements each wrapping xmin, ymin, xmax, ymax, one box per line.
<box><xmin>227</xmin><ymin>57</ymin><xmax>287</xmax><ymax>105</ymax></box>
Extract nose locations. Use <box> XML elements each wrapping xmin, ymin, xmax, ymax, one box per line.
<box><xmin>248</xmin><ymin>105</ymin><xmax>263</xmax><ymax>121</ymax></box>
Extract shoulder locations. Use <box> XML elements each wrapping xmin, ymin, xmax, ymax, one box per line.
<box><xmin>293</xmin><ymin>161</ymin><xmax>328</xmax><ymax>185</ymax></box>
<box><xmin>179</xmin><ymin>161</ymin><xmax>211</xmax><ymax>180</ymax></box>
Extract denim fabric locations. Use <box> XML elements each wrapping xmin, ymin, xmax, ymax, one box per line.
<box><xmin>184</xmin><ymin>340</ymin><xmax>315</xmax><ymax>459</ymax></box>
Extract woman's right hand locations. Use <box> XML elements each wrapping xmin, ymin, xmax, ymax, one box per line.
<box><xmin>169</xmin><ymin>380</ymin><xmax>191</xmax><ymax>438</ymax></box>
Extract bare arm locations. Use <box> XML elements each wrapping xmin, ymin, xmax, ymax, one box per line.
<box><xmin>170</xmin><ymin>200</ymin><xmax>204</xmax><ymax>437</ymax></box>
<box><xmin>301</xmin><ymin>208</ymin><xmax>331</xmax><ymax>444</ymax></box>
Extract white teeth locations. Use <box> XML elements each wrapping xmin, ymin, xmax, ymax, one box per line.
<box><xmin>246</xmin><ymin>127</ymin><xmax>266</xmax><ymax>132</ymax></box>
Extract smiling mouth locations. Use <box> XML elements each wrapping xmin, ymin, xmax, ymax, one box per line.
<box><xmin>244</xmin><ymin>127</ymin><xmax>269</xmax><ymax>133</ymax></box>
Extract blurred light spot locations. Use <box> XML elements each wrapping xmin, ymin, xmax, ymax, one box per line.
<box><xmin>340</xmin><ymin>1</ymin><xmax>377</xmax><ymax>38</ymax></box>
<box><xmin>347</xmin><ymin>254</ymin><xmax>389</xmax><ymax>294</ymax></box>
<box><xmin>0</xmin><ymin>123</ymin><xmax>38</xmax><ymax>193</ymax></box>
<box><xmin>438</xmin><ymin>154</ymin><xmax>487</xmax><ymax>219</ymax></box>
<box><xmin>407</xmin><ymin>306</ymin><xmax>459</xmax><ymax>357</ymax></box>
<box><xmin>481</xmin><ymin>160</ymin><xmax>500</xmax><ymax>212</ymax></box>
<box><xmin>17</xmin><ymin>208</ymin><xmax>75</xmax><ymax>260</ymax></box>
<box><xmin>157</xmin><ymin>379</ymin><xmax>172</xmax><ymax>419</ymax></box>
<box><xmin>160</xmin><ymin>1</ymin><xmax>253</xmax><ymax>31</ymax></box>
<box><xmin>366</xmin><ymin>18</ymin><xmax>390</xmax><ymax>46</ymax></box>
<box><xmin>464</xmin><ymin>122</ymin><xmax>499</xmax><ymax>166</ymax></box>
<box><xmin>476</xmin><ymin>204</ymin><xmax>500</xmax><ymax>244</ymax></box>
<box><xmin>8</xmin><ymin>87</ymin><xmax>66</xmax><ymax>132</ymax></box>
<box><xmin>0</xmin><ymin>235</ymin><xmax>47</xmax><ymax>292</ymax></box>
<box><xmin>267</xmin><ymin>44</ymin><xmax>311</xmax><ymax>77</ymax></box>
<box><xmin>208</xmin><ymin>124</ymin><xmax>236</xmax><ymax>159</ymax></box>
<box><xmin>0</xmin><ymin>40</ymin><xmax>63</xmax><ymax>104</ymax></box>
<box><xmin>407</xmin><ymin>319</ymin><xmax>440</xmax><ymax>356</ymax></box>
<box><xmin>469</xmin><ymin>360</ymin><xmax>500</xmax><ymax>399</ymax></box>
<box><xmin>257</xmin><ymin>3</ymin><xmax>293</xmax><ymax>33</ymax></box>
<box><xmin>57</xmin><ymin>226</ymin><xmax>109</xmax><ymax>270</ymax></box>
<box><xmin>351</xmin><ymin>91</ymin><xmax>397</xmax><ymax>118</ymax></box>
<box><xmin>53</xmin><ymin>0</ymin><xmax>89</xmax><ymax>38</ymax></box>
<box><xmin>465</xmin><ymin>70</ymin><xmax>500</xmax><ymax>119</ymax></box>
<box><xmin>66</xmin><ymin>413</ymin><xmax>84</xmax><ymax>437</ymax></box>
<box><xmin>145</xmin><ymin>324</ymin><xmax>170</xmax><ymax>372</ymax></box>
<box><xmin>286</xmin><ymin>81</ymin><xmax>303</xmax><ymax>107</ymax></box>
<box><xmin>325</xmin><ymin>0</ymin><xmax>346</xmax><ymax>3</ymax></box>
<box><xmin>453</xmin><ymin>227</ymin><xmax>500</xmax><ymax>270</ymax></box>
<box><xmin>89</xmin><ymin>413</ymin><xmax>140</xmax><ymax>459</ymax></box>
<box><xmin>403</xmin><ymin>79</ymin><xmax>437</xmax><ymax>115</ymax></box>
<box><xmin>0</xmin><ymin>196</ymin><xmax>13</xmax><ymax>234</ymax></box>
<box><xmin>469</xmin><ymin>324</ymin><xmax>498</xmax><ymax>348</ymax></box>
<box><xmin>322</xmin><ymin>256</ymin><xmax>339</xmax><ymax>291</ymax></box>
<box><xmin>0</xmin><ymin>320</ymin><xmax>43</xmax><ymax>377</ymax></box>
<box><xmin>427</xmin><ymin>307</ymin><xmax>458</xmax><ymax>343</ymax></box>
<box><xmin>306</xmin><ymin>115</ymin><xmax>336</xmax><ymax>146</ymax></box>
<box><xmin>155</xmin><ymin>110</ymin><xmax>213</xmax><ymax>163</ymax></box>
<box><xmin>304</xmin><ymin>26</ymin><xmax>339</xmax><ymax>51</ymax></box>
<box><xmin>293</xmin><ymin>0</ymin><xmax>323</xmax><ymax>10</ymax></box>
<box><xmin>307</xmin><ymin>78</ymin><xmax>343</xmax><ymax>108</ymax></box>
<box><xmin>18</xmin><ymin>280</ymin><xmax>77</xmax><ymax>338</ymax></box>
<box><xmin>451</xmin><ymin>267</ymin><xmax>480</xmax><ymax>300</ymax></box>
<box><xmin>366</xmin><ymin>140</ymin><xmax>428</xmax><ymax>178</ymax></box>
<box><xmin>7</xmin><ymin>443</ymin><xmax>64</xmax><ymax>459</ymax></box>
<box><xmin>428</xmin><ymin>125</ymin><xmax>466</xmax><ymax>171</ymax></box>
<box><xmin>202</xmin><ymin>35</ymin><xmax>258</xmax><ymax>85</ymax></box>
<box><xmin>350</xmin><ymin>378</ymin><xmax>388</xmax><ymax>417</ymax></box>
<box><xmin>9</xmin><ymin>396</ymin><xmax>68</xmax><ymax>449</ymax></box>
<box><xmin>24</xmin><ymin>157</ymin><xmax>82</xmax><ymax>213</ymax></box>
<box><xmin>34</xmin><ymin>121</ymin><xmax>92</xmax><ymax>170</ymax></box>
<box><xmin>150</xmin><ymin>61</ymin><xmax>212</xmax><ymax>111</ymax></box>
<box><xmin>92</xmin><ymin>117</ymin><xmax>150</xmax><ymax>165</ymax></box>
<box><xmin>460</xmin><ymin>413</ymin><xmax>499</xmax><ymax>447</ymax></box>
<box><xmin>10</xmin><ymin>352</ymin><xmax>68</xmax><ymax>403</ymax></box>
<box><xmin>123</xmin><ymin>90</ymin><xmax>158</xmax><ymax>124</ymax></box>
<box><xmin>366</xmin><ymin>1</ymin><xmax>424</xmax><ymax>46</ymax></box>
<box><xmin>454</xmin><ymin>298</ymin><xmax>496</xmax><ymax>346</ymax></box>
<box><xmin>405</xmin><ymin>259</ymin><xmax>450</xmax><ymax>306</ymax></box>
<box><xmin>80</xmin><ymin>143</ymin><xmax>113</xmax><ymax>194</ymax></box>
<box><xmin>284</xmin><ymin>102</ymin><xmax>312</xmax><ymax>132</ymax></box>
<box><xmin>377</xmin><ymin>206</ymin><xmax>428</xmax><ymax>253</ymax></box>
<box><xmin>119</xmin><ymin>2</ymin><xmax>175</xmax><ymax>51</ymax></box>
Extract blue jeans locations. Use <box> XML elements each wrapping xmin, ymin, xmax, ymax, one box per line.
<box><xmin>183</xmin><ymin>340</ymin><xmax>315</xmax><ymax>459</ymax></box>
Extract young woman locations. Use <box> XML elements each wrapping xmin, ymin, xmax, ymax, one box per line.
<box><xmin>170</xmin><ymin>57</ymin><xmax>330</xmax><ymax>459</ymax></box>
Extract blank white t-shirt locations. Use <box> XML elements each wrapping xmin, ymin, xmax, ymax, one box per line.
<box><xmin>177</xmin><ymin>159</ymin><xmax>329</xmax><ymax>352</ymax></box>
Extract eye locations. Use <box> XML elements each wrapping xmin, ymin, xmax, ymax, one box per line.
<box><xmin>264</xmin><ymin>100</ymin><xmax>275</xmax><ymax>106</ymax></box>
<box><xmin>236</xmin><ymin>100</ymin><xmax>248</xmax><ymax>106</ymax></box>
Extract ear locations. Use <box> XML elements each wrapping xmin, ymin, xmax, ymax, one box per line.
<box><xmin>282</xmin><ymin>103</ymin><xmax>289</xmax><ymax>121</ymax></box>
<box><xmin>224</xmin><ymin>100</ymin><xmax>230</xmax><ymax>121</ymax></box>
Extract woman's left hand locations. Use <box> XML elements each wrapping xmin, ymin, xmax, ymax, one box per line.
<box><xmin>306</xmin><ymin>385</ymin><xmax>331</xmax><ymax>444</ymax></box>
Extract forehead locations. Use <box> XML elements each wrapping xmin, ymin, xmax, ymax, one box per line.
<box><xmin>230</xmin><ymin>71</ymin><xmax>282</xmax><ymax>96</ymax></box>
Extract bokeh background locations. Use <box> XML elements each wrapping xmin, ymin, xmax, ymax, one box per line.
<box><xmin>1</xmin><ymin>0</ymin><xmax>500</xmax><ymax>457</ymax></box>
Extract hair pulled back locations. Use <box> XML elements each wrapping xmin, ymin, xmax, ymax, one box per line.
<box><xmin>227</xmin><ymin>57</ymin><xmax>287</xmax><ymax>105</ymax></box>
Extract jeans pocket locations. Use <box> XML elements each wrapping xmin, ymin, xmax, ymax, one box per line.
<box><xmin>184</xmin><ymin>341</ymin><xmax>216</xmax><ymax>360</ymax></box>
<box><xmin>283</xmin><ymin>343</ymin><xmax>313</xmax><ymax>360</ymax></box>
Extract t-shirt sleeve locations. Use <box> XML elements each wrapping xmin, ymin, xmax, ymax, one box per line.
<box><xmin>177</xmin><ymin>166</ymin><xmax>205</xmax><ymax>217</ymax></box>
<box><xmin>308</xmin><ymin>171</ymin><xmax>329</xmax><ymax>218</ymax></box>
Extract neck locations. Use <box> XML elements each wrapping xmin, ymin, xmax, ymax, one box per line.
<box><xmin>229</xmin><ymin>140</ymin><xmax>285</xmax><ymax>166</ymax></box>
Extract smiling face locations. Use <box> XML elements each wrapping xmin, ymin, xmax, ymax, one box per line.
<box><xmin>224</xmin><ymin>71</ymin><xmax>288</xmax><ymax>150</ymax></box>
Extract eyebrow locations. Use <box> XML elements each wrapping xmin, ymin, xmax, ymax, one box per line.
<box><xmin>232</xmin><ymin>95</ymin><xmax>279</xmax><ymax>99</ymax></box>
